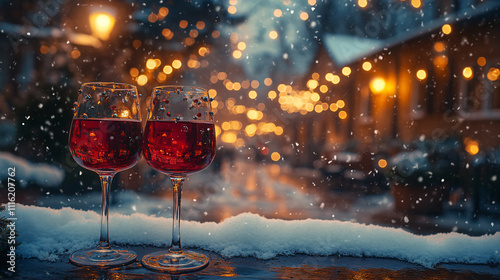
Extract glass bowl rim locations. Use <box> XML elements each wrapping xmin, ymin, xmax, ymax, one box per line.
<box><xmin>81</xmin><ymin>82</ymin><xmax>138</xmax><ymax>91</ymax></box>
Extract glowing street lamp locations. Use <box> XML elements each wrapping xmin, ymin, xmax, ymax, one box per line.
<box><xmin>370</xmin><ymin>77</ymin><xmax>386</xmax><ymax>94</ymax></box>
<box><xmin>89</xmin><ymin>9</ymin><xmax>116</xmax><ymax>41</ymax></box>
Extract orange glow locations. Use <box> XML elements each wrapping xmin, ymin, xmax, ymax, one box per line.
<box><xmin>264</xmin><ymin>78</ymin><xmax>272</xmax><ymax>86</ymax></box>
<box><xmin>120</xmin><ymin>110</ymin><xmax>130</xmax><ymax>118</ymax></box>
<box><xmin>198</xmin><ymin>47</ymin><xmax>209</xmax><ymax>56</ymax></box>
<box><xmin>300</xmin><ymin>12</ymin><xmax>309</xmax><ymax>20</ymax></box>
<box><xmin>228</xmin><ymin>6</ymin><xmax>237</xmax><ymax>14</ymax></box>
<box><xmin>233</xmin><ymin>82</ymin><xmax>241</xmax><ymax>91</ymax></box>
<box><xmin>378</xmin><ymin>159</ymin><xmax>388</xmax><ymax>168</ymax></box>
<box><xmin>245</xmin><ymin>124</ymin><xmax>257</xmax><ymax>136</ymax></box>
<box><xmin>477</xmin><ymin>57</ymin><xmax>486</xmax><ymax>67</ymax></box>
<box><xmin>208</xmin><ymin>89</ymin><xmax>217</xmax><ymax>98</ymax></box>
<box><xmin>148</xmin><ymin>13</ymin><xmax>158</xmax><ymax>23</ymax></box>
<box><xmin>214</xmin><ymin>125</ymin><xmax>221</xmax><ymax>137</ymax></box>
<box><xmin>434</xmin><ymin>42</ymin><xmax>445</xmax><ymax>52</ymax></box>
<box><xmin>221</xmin><ymin>122</ymin><xmax>230</xmax><ymax>130</ymax></box>
<box><xmin>358</xmin><ymin>0</ymin><xmax>368</xmax><ymax>8</ymax></box>
<box><xmin>237</xmin><ymin>42</ymin><xmax>247</xmax><ymax>50</ymax></box>
<box><xmin>487</xmin><ymin>68</ymin><xmax>500</xmax><ymax>81</ymax></box>
<box><xmin>184</xmin><ymin>37</ymin><xmax>195</xmax><ymax>46</ymax></box>
<box><xmin>342</xmin><ymin>67</ymin><xmax>351</xmax><ymax>76</ymax></box>
<box><xmin>137</xmin><ymin>75</ymin><xmax>148</xmax><ymax>86</ymax></box>
<box><xmin>230</xmin><ymin>32</ymin><xmax>239</xmax><ymax>43</ymax></box>
<box><xmin>146</xmin><ymin>59</ymin><xmax>156</xmax><ymax>70</ymax></box>
<box><xmin>196</xmin><ymin>21</ymin><xmax>205</xmax><ymax>30</ymax></box>
<box><xmin>336</xmin><ymin>100</ymin><xmax>345</xmax><ymax>108</ymax></box>
<box><xmin>330</xmin><ymin>103</ymin><xmax>338</xmax><ymax>112</ymax></box>
<box><xmin>274</xmin><ymin>9</ymin><xmax>282</xmax><ymax>17</ymax></box>
<box><xmin>233</xmin><ymin>50</ymin><xmax>242</xmax><ymax>59</ymax></box>
<box><xmin>370</xmin><ymin>78</ymin><xmax>386</xmax><ymax>93</ymax></box>
<box><xmin>271</xmin><ymin>152</ymin><xmax>281</xmax><ymax>161</ymax></box>
<box><xmin>433</xmin><ymin>55</ymin><xmax>449</xmax><ymax>68</ymax></box>
<box><xmin>162</xmin><ymin>29</ymin><xmax>174</xmax><ymax>40</ymax></box>
<box><xmin>187</xmin><ymin>59</ymin><xmax>200</xmax><ymax>69</ymax></box>
<box><xmin>275</xmin><ymin>126</ymin><xmax>283</xmax><ymax>135</ymax></box>
<box><xmin>465</xmin><ymin>140</ymin><xmax>479</xmax><ymax>155</ymax></box>
<box><xmin>179</xmin><ymin>20</ymin><xmax>188</xmax><ymax>29</ymax></box>
<box><xmin>307</xmin><ymin>79</ymin><xmax>318</xmax><ymax>89</ymax></box>
<box><xmin>338</xmin><ymin>111</ymin><xmax>347</xmax><ymax>119</ymax></box>
<box><xmin>248</xmin><ymin>90</ymin><xmax>257</xmax><ymax>99</ymax></box>
<box><xmin>247</xmin><ymin>109</ymin><xmax>259</xmax><ymax>120</ymax></box>
<box><xmin>189</xmin><ymin>29</ymin><xmax>199</xmax><ymax>38</ymax></box>
<box><xmin>268</xmin><ymin>90</ymin><xmax>277</xmax><ymax>100</ymax></box>
<box><xmin>129</xmin><ymin>68</ymin><xmax>139</xmax><ymax>77</ymax></box>
<box><xmin>362</xmin><ymin>61</ymin><xmax>372</xmax><ymax>71</ymax></box>
<box><xmin>154</xmin><ymin>59</ymin><xmax>161</xmax><ymax>68</ymax></box>
<box><xmin>163</xmin><ymin>65</ymin><xmax>173</xmax><ymax>74</ymax></box>
<box><xmin>157</xmin><ymin>72</ymin><xmax>167</xmax><ymax>81</ymax></box>
<box><xmin>462</xmin><ymin>67</ymin><xmax>473</xmax><ymax>80</ymax></box>
<box><xmin>269</xmin><ymin>31</ymin><xmax>278</xmax><ymax>39</ymax></box>
<box><xmin>212</xmin><ymin>30</ymin><xmax>221</xmax><ymax>38</ymax></box>
<box><xmin>221</xmin><ymin>132</ymin><xmax>237</xmax><ymax>143</ymax></box>
<box><xmin>159</xmin><ymin>7</ymin><xmax>169</xmax><ymax>17</ymax></box>
<box><xmin>172</xmin><ymin>60</ymin><xmax>182</xmax><ymax>69</ymax></box>
<box><xmin>411</xmin><ymin>0</ymin><xmax>422</xmax><ymax>8</ymax></box>
<box><xmin>416</xmin><ymin>69</ymin><xmax>427</xmax><ymax>80</ymax></box>
<box><xmin>89</xmin><ymin>12</ymin><xmax>115</xmax><ymax>41</ymax></box>
<box><xmin>325</xmin><ymin>73</ymin><xmax>334</xmax><ymax>81</ymax></box>
<box><xmin>132</xmin><ymin>40</ymin><xmax>142</xmax><ymax>49</ymax></box>
<box><xmin>319</xmin><ymin>85</ymin><xmax>328</xmax><ymax>93</ymax></box>
<box><xmin>40</xmin><ymin>45</ymin><xmax>49</xmax><ymax>54</ymax></box>
<box><xmin>217</xmin><ymin>72</ymin><xmax>227</xmax><ymax>80</ymax></box>
<box><xmin>241</xmin><ymin>80</ymin><xmax>250</xmax><ymax>89</ymax></box>
<box><xmin>71</xmin><ymin>50</ymin><xmax>81</xmax><ymax>59</ymax></box>
<box><xmin>442</xmin><ymin>24</ymin><xmax>452</xmax><ymax>35</ymax></box>
<box><xmin>311</xmin><ymin>93</ymin><xmax>320</xmax><ymax>102</ymax></box>
<box><xmin>331</xmin><ymin>75</ymin><xmax>340</xmax><ymax>84</ymax></box>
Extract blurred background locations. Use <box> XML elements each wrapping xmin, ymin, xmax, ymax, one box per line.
<box><xmin>0</xmin><ymin>0</ymin><xmax>499</xmax><ymax>236</ymax></box>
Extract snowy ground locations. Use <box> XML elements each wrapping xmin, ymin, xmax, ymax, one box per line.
<box><xmin>35</xmin><ymin>159</ymin><xmax>500</xmax><ymax>236</ymax></box>
<box><xmin>3</xmin><ymin>159</ymin><xmax>500</xmax><ymax>277</ymax></box>
<box><xmin>6</xmin><ymin>204</ymin><xmax>500</xmax><ymax>268</ymax></box>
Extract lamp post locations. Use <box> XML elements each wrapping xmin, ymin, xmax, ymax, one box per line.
<box><xmin>89</xmin><ymin>8</ymin><xmax>116</xmax><ymax>41</ymax></box>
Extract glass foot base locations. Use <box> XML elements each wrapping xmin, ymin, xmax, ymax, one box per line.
<box><xmin>141</xmin><ymin>250</ymin><xmax>209</xmax><ymax>273</ymax></box>
<box><xmin>69</xmin><ymin>248</ymin><xmax>137</xmax><ymax>268</ymax></box>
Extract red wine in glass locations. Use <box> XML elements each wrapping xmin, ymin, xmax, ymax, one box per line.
<box><xmin>68</xmin><ymin>82</ymin><xmax>142</xmax><ymax>268</ymax></box>
<box><xmin>70</xmin><ymin>118</ymin><xmax>142</xmax><ymax>171</ymax></box>
<box><xmin>143</xmin><ymin>120</ymin><xmax>215</xmax><ymax>175</ymax></box>
<box><xmin>141</xmin><ymin>86</ymin><xmax>216</xmax><ymax>274</ymax></box>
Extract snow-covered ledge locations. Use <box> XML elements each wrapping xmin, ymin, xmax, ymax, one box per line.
<box><xmin>7</xmin><ymin>204</ymin><xmax>500</xmax><ymax>268</ymax></box>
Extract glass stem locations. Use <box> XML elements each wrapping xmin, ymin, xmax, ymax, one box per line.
<box><xmin>98</xmin><ymin>174</ymin><xmax>114</xmax><ymax>249</ymax></box>
<box><xmin>170</xmin><ymin>177</ymin><xmax>185</xmax><ymax>254</ymax></box>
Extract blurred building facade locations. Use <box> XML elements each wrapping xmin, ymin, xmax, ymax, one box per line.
<box><xmin>297</xmin><ymin>2</ymin><xmax>500</xmax><ymax>160</ymax></box>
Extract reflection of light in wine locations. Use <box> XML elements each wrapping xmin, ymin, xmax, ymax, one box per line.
<box><xmin>120</xmin><ymin>110</ymin><xmax>130</xmax><ymax>118</ymax></box>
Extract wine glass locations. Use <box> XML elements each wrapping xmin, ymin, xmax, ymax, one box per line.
<box><xmin>68</xmin><ymin>82</ymin><xmax>142</xmax><ymax>267</ymax></box>
<box><xmin>141</xmin><ymin>86</ymin><xmax>216</xmax><ymax>273</ymax></box>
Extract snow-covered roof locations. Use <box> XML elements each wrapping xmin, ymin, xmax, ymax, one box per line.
<box><xmin>322</xmin><ymin>34</ymin><xmax>384</xmax><ymax>68</ymax></box>
<box><xmin>322</xmin><ymin>1</ymin><xmax>500</xmax><ymax>68</ymax></box>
